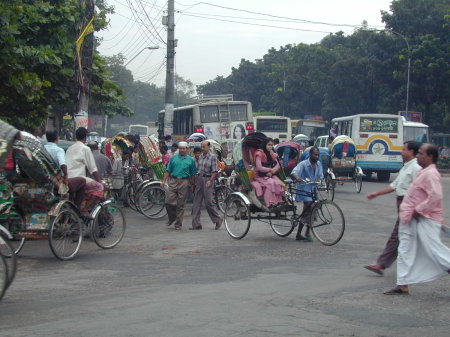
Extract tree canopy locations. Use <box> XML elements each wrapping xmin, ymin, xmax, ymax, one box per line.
<box><xmin>0</xmin><ymin>0</ymin><xmax>129</xmax><ymax>131</ymax></box>
<box><xmin>197</xmin><ymin>0</ymin><xmax>450</xmax><ymax>130</ymax></box>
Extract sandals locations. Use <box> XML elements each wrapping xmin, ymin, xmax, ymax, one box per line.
<box><xmin>175</xmin><ymin>225</ymin><xmax>182</xmax><ymax>231</ymax></box>
<box><xmin>364</xmin><ymin>264</ymin><xmax>384</xmax><ymax>276</ymax></box>
<box><xmin>383</xmin><ymin>286</ymin><xmax>409</xmax><ymax>295</ymax></box>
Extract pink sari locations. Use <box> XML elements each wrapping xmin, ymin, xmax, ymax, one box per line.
<box><xmin>251</xmin><ymin>149</ymin><xmax>284</xmax><ymax>207</ymax></box>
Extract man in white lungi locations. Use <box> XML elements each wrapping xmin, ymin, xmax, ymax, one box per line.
<box><xmin>384</xmin><ymin>143</ymin><xmax>450</xmax><ymax>295</ymax></box>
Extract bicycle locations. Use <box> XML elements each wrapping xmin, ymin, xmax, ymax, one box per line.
<box><xmin>287</xmin><ymin>178</ymin><xmax>345</xmax><ymax>245</ymax></box>
<box><xmin>0</xmin><ymin>224</ymin><xmax>18</xmax><ymax>300</ymax></box>
<box><xmin>224</xmin><ymin>178</ymin><xmax>345</xmax><ymax>245</ymax></box>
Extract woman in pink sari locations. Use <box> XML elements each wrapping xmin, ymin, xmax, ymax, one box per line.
<box><xmin>251</xmin><ymin>138</ymin><xmax>284</xmax><ymax>208</ymax></box>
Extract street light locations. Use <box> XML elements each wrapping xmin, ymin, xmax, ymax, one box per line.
<box><xmin>124</xmin><ymin>46</ymin><xmax>159</xmax><ymax>67</ymax></box>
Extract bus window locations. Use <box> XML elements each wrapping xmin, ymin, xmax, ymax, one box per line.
<box><xmin>174</xmin><ymin>108</ymin><xmax>193</xmax><ymax>135</ymax></box>
<box><xmin>256</xmin><ymin>118</ymin><xmax>288</xmax><ymax>133</ymax></box>
<box><xmin>229</xmin><ymin>104</ymin><xmax>248</xmax><ymax>121</ymax></box>
<box><xmin>404</xmin><ymin>126</ymin><xmax>428</xmax><ymax>142</ymax></box>
<box><xmin>200</xmin><ymin>106</ymin><xmax>219</xmax><ymax>123</ymax></box>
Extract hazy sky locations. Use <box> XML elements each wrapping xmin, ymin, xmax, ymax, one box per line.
<box><xmin>97</xmin><ymin>0</ymin><xmax>393</xmax><ymax>87</ymax></box>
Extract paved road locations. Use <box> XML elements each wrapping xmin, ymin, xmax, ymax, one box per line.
<box><xmin>1</xmin><ymin>176</ymin><xmax>450</xmax><ymax>337</ymax></box>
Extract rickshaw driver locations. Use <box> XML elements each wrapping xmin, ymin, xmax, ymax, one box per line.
<box><xmin>66</xmin><ymin>127</ymin><xmax>104</xmax><ymax>213</ymax></box>
<box><xmin>291</xmin><ymin>146</ymin><xmax>323</xmax><ymax>242</ymax></box>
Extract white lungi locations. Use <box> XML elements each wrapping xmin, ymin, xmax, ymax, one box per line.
<box><xmin>397</xmin><ymin>216</ymin><xmax>450</xmax><ymax>285</ymax></box>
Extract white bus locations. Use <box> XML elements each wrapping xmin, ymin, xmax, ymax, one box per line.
<box><xmin>331</xmin><ymin>114</ymin><xmax>429</xmax><ymax>182</ymax></box>
<box><xmin>158</xmin><ymin>95</ymin><xmax>254</xmax><ymax>142</ymax></box>
<box><xmin>129</xmin><ymin>124</ymin><xmax>149</xmax><ymax>136</ymax></box>
<box><xmin>292</xmin><ymin>118</ymin><xmax>328</xmax><ymax>141</ymax></box>
<box><xmin>253</xmin><ymin>116</ymin><xmax>292</xmax><ymax>141</ymax></box>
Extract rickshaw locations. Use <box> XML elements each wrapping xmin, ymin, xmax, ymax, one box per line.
<box><xmin>224</xmin><ymin>132</ymin><xmax>345</xmax><ymax>245</ymax></box>
<box><xmin>0</xmin><ymin>124</ymin><xmax>125</xmax><ymax>260</ymax></box>
<box><xmin>133</xmin><ymin>135</ymin><xmax>168</xmax><ymax>219</ymax></box>
<box><xmin>292</xmin><ymin>134</ymin><xmax>311</xmax><ymax>150</ymax></box>
<box><xmin>328</xmin><ymin>135</ymin><xmax>363</xmax><ymax>193</ymax></box>
<box><xmin>275</xmin><ymin>141</ymin><xmax>302</xmax><ymax>175</ymax></box>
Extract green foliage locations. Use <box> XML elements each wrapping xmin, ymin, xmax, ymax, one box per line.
<box><xmin>0</xmin><ymin>0</ymin><xmax>127</xmax><ymax>132</ymax></box>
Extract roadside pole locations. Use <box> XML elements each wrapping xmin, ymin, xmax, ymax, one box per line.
<box><xmin>163</xmin><ymin>0</ymin><xmax>176</xmax><ymax>137</ymax></box>
<box><xmin>74</xmin><ymin>0</ymin><xmax>95</xmax><ymax>133</ymax></box>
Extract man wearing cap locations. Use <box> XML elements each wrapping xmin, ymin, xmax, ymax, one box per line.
<box><xmin>191</xmin><ymin>141</ymin><xmax>223</xmax><ymax>230</ymax></box>
<box><xmin>161</xmin><ymin>141</ymin><xmax>197</xmax><ymax>230</ymax></box>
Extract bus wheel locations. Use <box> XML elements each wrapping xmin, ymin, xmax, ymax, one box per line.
<box><xmin>377</xmin><ymin>171</ymin><xmax>390</xmax><ymax>182</ymax></box>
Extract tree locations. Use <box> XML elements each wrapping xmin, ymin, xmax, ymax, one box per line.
<box><xmin>0</xmin><ymin>0</ymin><xmax>129</xmax><ymax>132</ymax></box>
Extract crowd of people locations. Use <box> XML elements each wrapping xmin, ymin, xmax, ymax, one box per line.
<box><xmin>28</xmin><ymin>126</ymin><xmax>450</xmax><ymax>296</ymax></box>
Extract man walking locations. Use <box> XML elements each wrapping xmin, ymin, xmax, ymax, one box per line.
<box><xmin>191</xmin><ymin>141</ymin><xmax>222</xmax><ymax>230</ymax></box>
<box><xmin>291</xmin><ymin>146</ymin><xmax>323</xmax><ymax>242</ymax></box>
<box><xmin>161</xmin><ymin>141</ymin><xmax>197</xmax><ymax>230</ymax></box>
<box><xmin>364</xmin><ymin>141</ymin><xmax>422</xmax><ymax>275</ymax></box>
<box><xmin>384</xmin><ymin>143</ymin><xmax>450</xmax><ymax>295</ymax></box>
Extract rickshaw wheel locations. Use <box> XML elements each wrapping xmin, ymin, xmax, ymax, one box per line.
<box><xmin>0</xmin><ymin>254</ymin><xmax>7</xmax><ymax>301</ymax></box>
<box><xmin>49</xmin><ymin>208</ymin><xmax>83</xmax><ymax>260</ymax></box>
<box><xmin>325</xmin><ymin>175</ymin><xmax>335</xmax><ymax>201</ymax></box>
<box><xmin>0</xmin><ymin>207</ymin><xmax>26</xmax><ymax>255</ymax></box>
<box><xmin>137</xmin><ymin>185</ymin><xmax>167</xmax><ymax>219</ymax></box>
<box><xmin>224</xmin><ymin>194</ymin><xmax>251</xmax><ymax>239</ymax></box>
<box><xmin>269</xmin><ymin>212</ymin><xmax>295</xmax><ymax>237</ymax></box>
<box><xmin>214</xmin><ymin>185</ymin><xmax>233</xmax><ymax>213</ymax></box>
<box><xmin>355</xmin><ymin>174</ymin><xmax>362</xmax><ymax>193</ymax></box>
<box><xmin>0</xmin><ymin>235</ymin><xmax>18</xmax><ymax>291</ymax></box>
<box><xmin>91</xmin><ymin>203</ymin><xmax>125</xmax><ymax>249</ymax></box>
<box><xmin>309</xmin><ymin>200</ymin><xmax>345</xmax><ymax>246</ymax></box>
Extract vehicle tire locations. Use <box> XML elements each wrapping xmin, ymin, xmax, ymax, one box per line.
<box><xmin>309</xmin><ymin>201</ymin><xmax>345</xmax><ymax>246</ymax></box>
<box><xmin>224</xmin><ymin>194</ymin><xmax>251</xmax><ymax>239</ymax></box>
<box><xmin>0</xmin><ymin>205</ymin><xmax>26</xmax><ymax>255</ymax></box>
<box><xmin>125</xmin><ymin>183</ymin><xmax>138</xmax><ymax>211</ymax></box>
<box><xmin>137</xmin><ymin>185</ymin><xmax>167</xmax><ymax>219</ymax></box>
<box><xmin>214</xmin><ymin>185</ymin><xmax>233</xmax><ymax>213</ymax></box>
<box><xmin>0</xmin><ymin>235</ymin><xmax>17</xmax><ymax>290</ymax></box>
<box><xmin>91</xmin><ymin>203</ymin><xmax>126</xmax><ymax>249</ymax></box>
<box><xmin>0</xmin><ymin>254</ymin><xmax>8</xmax><ymax>301</ymax></box>
<box><xmin>48</xmin><ymin>208</ymin><xmax>83</xmax><ymax>261</ymax></box>
<box><xmin>355</xmin><ymin>174</ymin><xmax>363</xmax><ymax>193</ymax></box>
<box><xmin>377</xmin><ymin>171</ymin><xmax>390</xmax><ymax>182</ymax></box>
<box><xmin>325</xmin><ymin>175</ymin><xmax>335</xmax><ymax>201</ymax></box>
<box><xmin>269</xmin><ymin>213</ymin><xmax>295</xmax><ymax>237</ymax></box>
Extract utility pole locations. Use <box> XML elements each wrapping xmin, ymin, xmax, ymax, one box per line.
<box><xmin>163</xmin><ymin>0</ymin><xmax>176</xmax><ymax>137</ymax></box>
<box><xmin>75</xmin><ymin>0</ymin><xmax>95</xmax><ymax>132</ymax></box>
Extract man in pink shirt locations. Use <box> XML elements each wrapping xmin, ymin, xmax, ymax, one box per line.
<box><xmin>384</xmin><ymin>143</ymin><xmax>450</xmax><ymax>295</ymax></box>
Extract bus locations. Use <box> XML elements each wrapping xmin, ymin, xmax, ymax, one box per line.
<box><xmin>253</xmin><ymin>115</ymin><xmax>291</xmax><ymax>141</ymax></box>
<box><xmin>331</xmin><ymin>114</ymin><xmax>429</xmax><ymax>182</ymax></box>
<box><xmin>158</xmin><ymin>95</ymin><xmax>254</xmax><ymax>141</ymax></box>
<box><xmin>292</xmin><ymin>118</ymin><xmax>328</xmax><ymax>141</ymax></box>
<box><xmin>129</xmin><ymin>124</ymin><xmax>149</xmax><ymax>137</ymax></box>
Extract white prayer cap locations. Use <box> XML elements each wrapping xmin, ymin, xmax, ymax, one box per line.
<box><xmin>178</xmin><ymin>141</ymin><xmax>188</xmax><ymax>148</ymax></box>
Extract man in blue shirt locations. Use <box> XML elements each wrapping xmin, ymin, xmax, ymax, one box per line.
<box><xmin>44</xmin><ymin>130</ymin><xmax>86</xmax><ymax>209</ymax></box>
<box><xmin>291</xmin><ymin>146</ymin><xmax>323</xmax><ymax>242</ymax></box>
<box><xmin>161</xmin><ymin>141</ymin><xmax>198</xmax><ymax>230</ymax></box>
